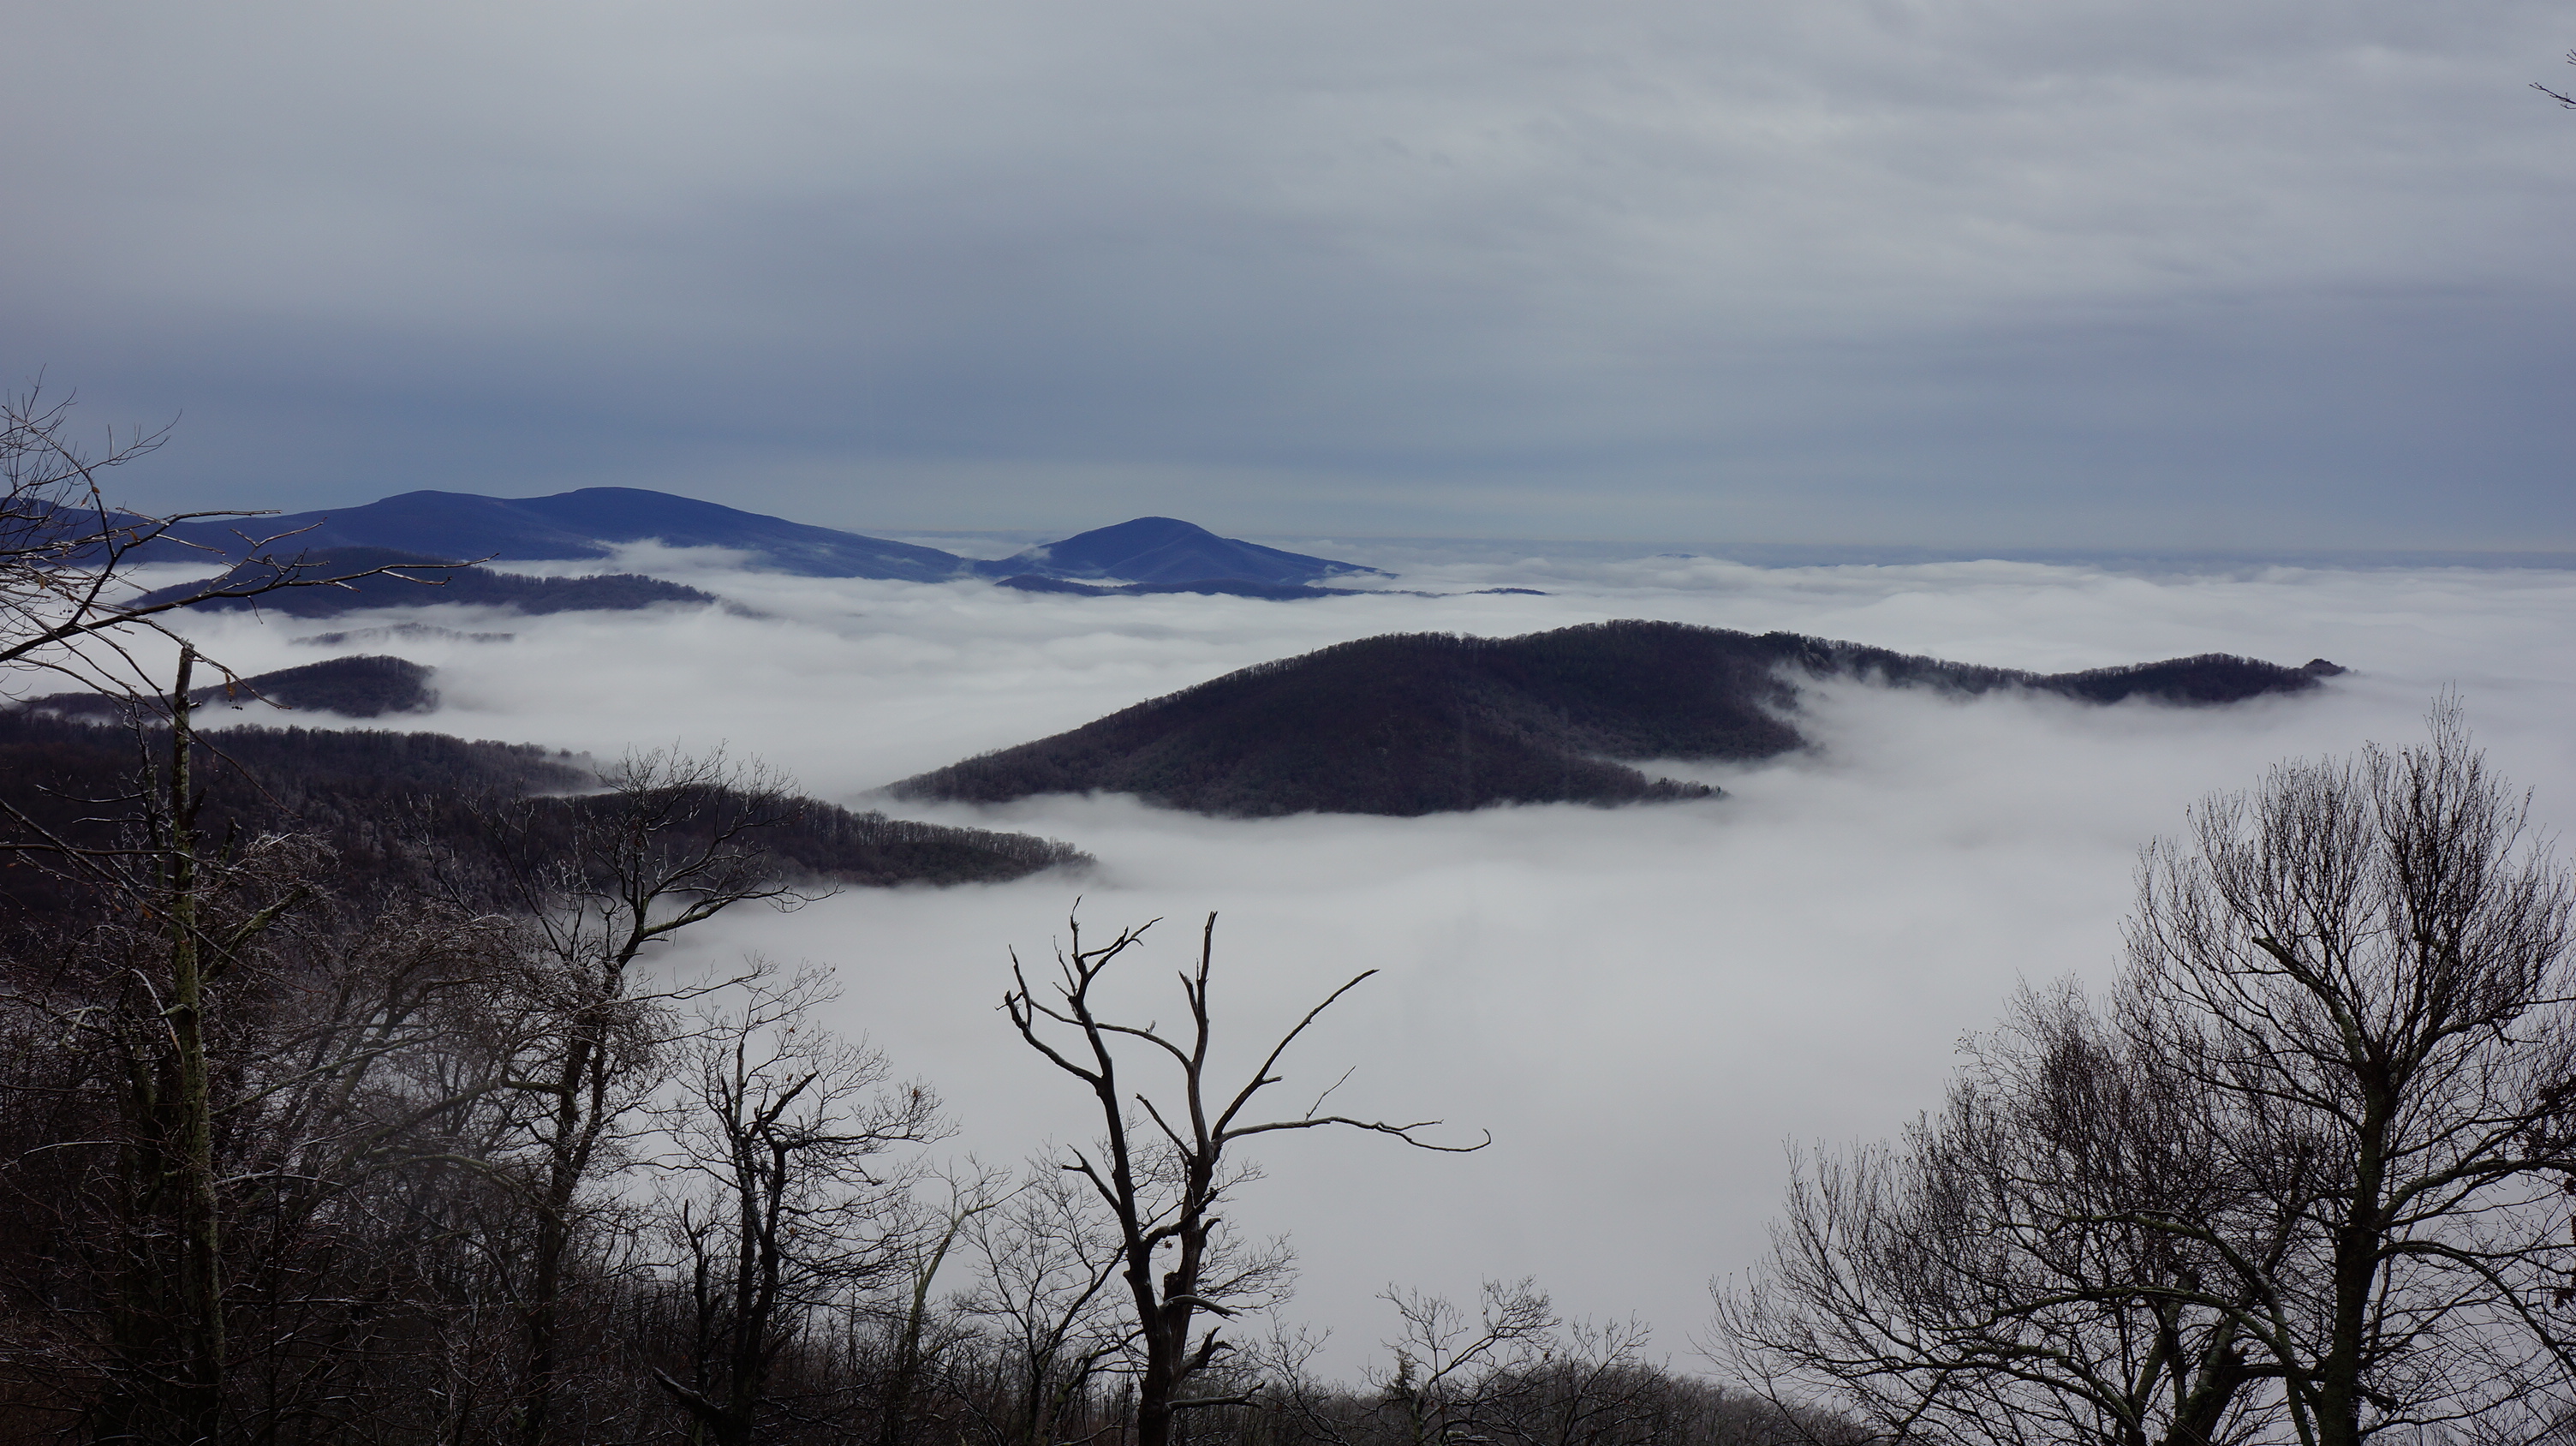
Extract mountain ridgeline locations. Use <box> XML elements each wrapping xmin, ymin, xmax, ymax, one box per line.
<box><xmin>30</xmin><ymin>654</ymin><xmax>442</xmax><ymax>720</ymax></box>
<box><xmin>135</xmin><ymin>490</ymin><xmax>1375</xmax><ymax>589</ymax></box>
<box><xmin>890</xmin><ymin>621</ymin><xmax>2344</xmax><ymax>818</ymax></box>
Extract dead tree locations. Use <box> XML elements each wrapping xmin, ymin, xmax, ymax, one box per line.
<box><xmin>1004</xmin><ymin>911</ymin><xmax>1488</xmax><ymax>1446</ymax></box>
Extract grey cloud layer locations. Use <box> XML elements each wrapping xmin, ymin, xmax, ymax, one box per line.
<box><xmin>8</xmin><ymin>2</ymin><xmax>2574</xmax><ymax>544</ymax></box>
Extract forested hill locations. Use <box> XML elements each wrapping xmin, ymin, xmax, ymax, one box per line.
<box><xmin>133</xmin><ymin>547</ymin><xmax>720</xmax><ymax>617</ymax></box>
<box><xmin>30</xmin><ymin>654</ymin><xmax>442</xmax><ymax>720</ymax></box>
<box><xmin>0</xmin><ymin>709</ymin><xmax>1089</xmax><ymax>915</ymax></box>
<box><xmin>889</xmin><ymin>620</ymin><xmax>2342</xmax><ymax>818</ymax></box>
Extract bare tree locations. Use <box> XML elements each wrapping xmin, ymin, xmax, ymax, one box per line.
<box><xmin>1269</xmin><ymin>1283</ymin><xmax>1740</xmax><ymax>1446</ymax></box>
<box><xmin>1494</xmin><ymin>1315</ymin><xmax>1666</xmax><ymax>1446</ymax></box>
<box><xmin>1004</xmin><ymin>911</ymin><xmax>1488</xmax><ymax>1446</ymax></box>
<box><xmin>0</xmin><ymin>648</ymin><xmax>319</xmax><ymax>1444</ymax></box>
<box><xmin>1711</xmin><ymin>982</ymin><xmax>2278</xmax><ymax>1446</ymax></box>
<box><xmin>645</xmin><ymin>966</ymin><xmax>944</xmax><ymax>1446</ymax></box>
<box><xmin>0</xmin><ymin>647</ymin><xmax>536</xmax><ymax>1444</ymax></box>
<box><xmin>955</xmin><ymin>1162</ymin><xmax>1130</xmax><ymax>1446</ymax></box>
<box><xmin>878</xmin><ymin>1165</ymin><xmax>1009</xmax><ymax>1446</ymax></box>
<box><xmin>1372</xmin><ymin>1280</ymin><xmax>1559</xmax><ymax>1446</ymax></box>
<box><xmin>2124</xmin><ymin>703</ymin><xmax>2576</xmax><ymax>1444</ymax></box>
<box><xmin>1713</xmin><ymin>705</ymin><xmax>2576</xmax><ymax>1446</ymax></box>
<box><xmin>453</xmin><ymin>750</ymin><xmax>827</xmax><ymax>1446</ymax></box>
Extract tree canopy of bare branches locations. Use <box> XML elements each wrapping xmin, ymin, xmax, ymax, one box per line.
<box><xmin>644</xmin><ymin>967</ymin><xmax>945</xmax><ymax>1446</ymax></box>
<box><xmin>442</xmin><ymin>750</ymin><xmax>829</xmax><ymax>1446</ymax></box>
<box><xmin>1714</xmin><ymin>705</ymin><xmax>2576</xmax><ymax>1446</ymax></box>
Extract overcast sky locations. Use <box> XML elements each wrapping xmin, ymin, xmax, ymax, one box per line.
<box><xmin>8</xmin><ymin>1</ymin><xmax>2574</xmax><ymax>548</ymax></box>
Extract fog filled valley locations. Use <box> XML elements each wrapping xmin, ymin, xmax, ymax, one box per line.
<box><xmin>14</xmin><ymin>507</ymin><xmax>2576</xmax><ymax>1443</ymax></box>
<box><xmin>31</xmin><ymin>526</ymin><xmax>2576</xmax><ymax>1380</ymax></box>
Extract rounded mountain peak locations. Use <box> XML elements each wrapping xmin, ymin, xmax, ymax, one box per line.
<box><xmin>984</xmin><ymin>517</ymin><xmax>1377</xmax><ymax>586</ymax></box>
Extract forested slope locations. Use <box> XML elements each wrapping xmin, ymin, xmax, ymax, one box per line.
<box><xmin>28</xmin><ymin>654</ymin><xmax>442</xmax><ymax>720</ymax></box>
<box><xmin>891</xmin><ymin>620</ymin><xmax>2341</xmax><ymax>817</ymax></box>
<box><xmin>134</xmin><ymin>547</ymin><xmax>719</xmax><ymax>617</ymax></box>
<box><xmin>0</xmin><ymin>708</ymin><xmax>1088</xmax><ymax>914</ymax></box>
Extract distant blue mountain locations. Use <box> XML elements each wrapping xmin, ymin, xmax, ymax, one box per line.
<box><xmin>124</xmin><ymin>489</ymin><xmax>1378</xmax><ymax>589</ymax></box>
<box><xmin>969</xmin><ymin>517</ymin><xmax>1377</xmax><ymax>586</ymax></box>
<box><xmin>156</xmin><ymin>487</ymin><xmax>966</xmax><ymax>581</ymax></box>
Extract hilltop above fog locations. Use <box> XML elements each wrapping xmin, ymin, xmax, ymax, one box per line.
<box><xmin>891</xmin><ymin>621</ymin><xmax>2342</xmax><ymax>818</ymax></box>
<box><xmin>966</xmin><ymin>516</ymin><xmax>1380</xmax><ymax>586</ymax></box>
<box><xmin>26</xmin><ymin>654</ymin><xmax>442</xmax><ymax>720</ymax></box>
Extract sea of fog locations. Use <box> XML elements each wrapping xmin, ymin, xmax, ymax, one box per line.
<box><xmin>122</xmin><ymin>543</ymin><xmax>2576</xmax><ymax>1377</ymax></box>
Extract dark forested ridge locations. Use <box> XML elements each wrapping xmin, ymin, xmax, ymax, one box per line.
<box><xmin>891</xmin><ymin>621</ymin><xmax>2343</xmax><ymax>817</ymax></box>
<box><xmin>134</xmin><ymin>546</ymin><xmax>720</xmax><ymax>617</ymax></box>
<box><xmin>29</xmin><ymin>654</ymin><xmax>442</xmax><ymax>720</ymax></box>
<box><xmin>0</xmin><ymin>708</ymin><xmax>1088</xmax><ymax>915</ymax></box>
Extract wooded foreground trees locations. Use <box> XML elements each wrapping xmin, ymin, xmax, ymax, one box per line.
<box><xmin>1714</xmin><ymin>705</ymin><xmax>2576</xmax><ymax>1446</ymax></box>
<box><xmin>1267</xmin><ymin>1281</ymin><xmax>1834</xmax><ymax>1446</ymax></box>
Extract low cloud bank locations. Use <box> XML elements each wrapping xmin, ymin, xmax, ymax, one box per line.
<box><xmin>122</xmin><ymin>547</ymin><xmax>2576</xmax><ymax>1372</ymax></box>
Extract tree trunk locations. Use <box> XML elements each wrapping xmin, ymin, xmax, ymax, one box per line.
<box><xmin>1132</xmin><ymin>1289</ymin><xmax>1194</xmax><ymax>1446</ymax></box>
<box><xmin>2316</xmin><ymin>1106</ymin><xmax>2390</xmax><ymax>1446</ymax></box>
<box><xmin>167</xmin><ymin>646</ymin><xmax>227</xmax><ymax>1445</ymax></box>
<box><xmin>518</xmin><ymin>1031</ymin><xmax>595</xmax><ymax>1446</ymax></box>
